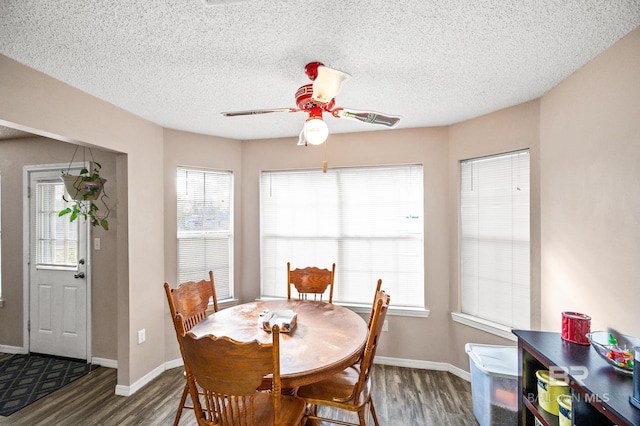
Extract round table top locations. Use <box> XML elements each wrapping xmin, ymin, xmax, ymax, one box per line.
<box><xmin>188</xmin><ymin>299</ymin><xmax>368</xmax><ymax>388</ymax></box>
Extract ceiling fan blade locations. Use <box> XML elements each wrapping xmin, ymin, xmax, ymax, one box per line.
<box><xmin>221</xmin><ymin>107</ymin><xmax>300</xmax><ymax>117</ymax></box>
<box><xmin>297</xmin><ymin>128</ymin><xmax>306</xmax><ymax>146</ymax></box>
<box><xmin>332</xmin><ymin>108</ymin><xmax>400</xmax><ymax>128</ymax></box>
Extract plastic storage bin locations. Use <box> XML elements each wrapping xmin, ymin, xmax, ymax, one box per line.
<box><xmin>465</xmin><ymin>343</ymin><xmax>518</xmax><ymax>426</ymax></box>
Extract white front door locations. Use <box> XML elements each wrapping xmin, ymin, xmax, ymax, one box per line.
<box><xmin>28</xmin><ymin>167</ymin><xmax>89</xmax><ymax>360</ymax></box>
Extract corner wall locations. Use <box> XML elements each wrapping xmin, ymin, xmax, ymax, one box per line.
<box><xmin>162</xmin><ymin>128</ymin><xmax>242</xmax><ymax>361</ymax></box>
<box><xmin>448</xmin><ymin>100</ymin><xmax>541</xmax><ymax>370</ymax></box>
<box><xmin>539</xmin><ymin>27</ymin><xmax>640</xmax><ymax>337</ymax></box>
<box><xmin>0</xmin><ymin>54</ymin><xmax>165</xmax><ymax>388</ymax></box>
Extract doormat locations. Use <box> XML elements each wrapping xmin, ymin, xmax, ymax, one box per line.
<box><xmin>0</xmin><ymin>353</ymin><xmax>94</xmax><ymax>417</ymax></box>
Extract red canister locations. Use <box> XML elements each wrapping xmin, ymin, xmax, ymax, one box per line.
<box><xmin>561</xmin><ymin>312</ymin><xmax>591</xmax><ymax>345</ymax></box>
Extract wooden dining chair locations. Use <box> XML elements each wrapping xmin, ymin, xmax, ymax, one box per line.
<box><xmin>287</xmin><ymin>262</ymin><xmax>336</xmax><ymax>303</ymax></box>
<box><xmin>296</xmin><ymin>289</ymin><xmax>390</xmax><ymax>426</ymax></box>
<box><xmin>366</xmin><ymin>279</ymin><xmax>383</xmax><ymax>330</ymax></box>
<box><xmin>177</xmin><ymin>316</ymin><xmax>307</xmax><ymax>426</ymax></box>
<box><xmin>164</xmin><ymin>270</ymin><xmax>219</xmax><ymax>426</ymax></box>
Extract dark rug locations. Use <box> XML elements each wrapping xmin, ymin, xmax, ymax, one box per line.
<box><xmin>0</xmin><ymin>353</ymin><xmax>94</xmax><ymax>417</ymax></box>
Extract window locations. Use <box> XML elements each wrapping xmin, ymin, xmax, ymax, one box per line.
<box><xmin>460</xmin><ymin>150</ymin><xmax>530</xmax><ymax>329</ymax></box>
<box><xmin>260</xmin><ymin>164</ymin><xmax>424</xmax><ymax>309</ymax></box>
<box><xmin>177</xmin><ymin>167</ymin><xmax>233</xmax><ymax>301</ymax></box>
<box><xmin>36</xmin><ymin>181</ymin><xmax>78</xmax><ymax>267</ymax></box>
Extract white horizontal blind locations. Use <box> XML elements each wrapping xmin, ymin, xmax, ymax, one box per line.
<box><xmin>36</xmin><ymin>181</ymin><xmax>78</xmax><ymax>267</ymax></box>
<box><xmin>460</xmin><ymin>150</ymin><xmax>530</xmax><ymax>329</ymax></box>
<box><xmin>260</xmin><ymin>164</ymin><xmax>424</xmax><ymax>308</ymax></box>
<box><xmin>177</xmin><ymin>167</ymin><xmax>233</xmax><ymax>300</ymax></box>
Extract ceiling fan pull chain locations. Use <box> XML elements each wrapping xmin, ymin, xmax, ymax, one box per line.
<box><xmin>322</xmin><ymin>140</ymin><xmax>328</xmax><ymax>173</ymax></box>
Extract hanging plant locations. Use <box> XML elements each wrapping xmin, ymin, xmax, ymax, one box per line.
<box><xmin>58</xmin><ymin>147</ymin><xmax>111</xmax><ymax>231</ymax></box>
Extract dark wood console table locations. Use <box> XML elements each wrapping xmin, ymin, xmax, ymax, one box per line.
<box><xmin>513</xmin><ymin>330</ymin><xmax>640</xmax><ymax>425</ymax></box>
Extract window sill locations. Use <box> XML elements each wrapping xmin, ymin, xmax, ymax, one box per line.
<box><xmin>451</xmin><ymin>312</ymin><xmax>517</xmax><ymax>342</ymax></box>
<box><xmin>257</xmin><ymin>297</ymin><xmax>429</xmax><ymax>318</ymax></box>
<box><xmin>341</xmin><ymin>303</ymin><xmax>429</xmax><ymax>318</ymax></box>
<box><xmin>211</xmin><ymin>298</ymin><xmax>240</xmax><ymax>311</ymax></box>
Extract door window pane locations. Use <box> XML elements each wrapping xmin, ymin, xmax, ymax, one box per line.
<box><xmin>36</xmin><ymin>181</ymin><xmax>78</xmax><ymax>267</ymax></box>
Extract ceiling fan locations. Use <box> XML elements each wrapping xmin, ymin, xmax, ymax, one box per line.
<box><xmin>221</xmin><ymin>62</ymin><xmax>401</xmax><ymax>146</ymax></box>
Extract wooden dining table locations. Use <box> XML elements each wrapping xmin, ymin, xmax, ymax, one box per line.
<box><xmin>188</xmin><ymin>299</ymin><xmax>368</xmax><ymax>389</ymax></box>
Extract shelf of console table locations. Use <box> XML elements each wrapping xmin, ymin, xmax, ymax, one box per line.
<box><xmin>513</xmin><ymin>330</ymin><xmax>640</xmax><ymax>426</ymax></box>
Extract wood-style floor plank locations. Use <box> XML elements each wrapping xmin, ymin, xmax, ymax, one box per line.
<box><xmin>0</xmin><ymin>363</ymin><xmax>479</xmax><ymax>425</ymax></box>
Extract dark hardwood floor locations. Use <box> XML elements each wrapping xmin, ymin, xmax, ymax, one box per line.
<box><xmin>0</xmin><ymin>360</ymin><xmax>478</xmax><ymax>425</ymax></box>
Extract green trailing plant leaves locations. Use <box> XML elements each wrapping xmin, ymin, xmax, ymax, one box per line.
<box><xmin>59</xmin><ymin>159</ymin><xmax>110</xmax><ymax>230</ymax></box>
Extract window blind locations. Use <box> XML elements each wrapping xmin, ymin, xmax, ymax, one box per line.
<box><xmin>260</xmin><ymin>164</ymin><xmax>424</xmax><ymax>308</ymax></box>
<box><xmin>177</xmin><ymin>167</ymin><xmax>233</xmax><ymax>300</ymax></box>
<box><xmin>460</xmin><ymin>150</ymin><xmax>530</xmax><ymax>329</ymax></box>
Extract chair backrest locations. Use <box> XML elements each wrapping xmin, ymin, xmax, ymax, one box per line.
<box><xmin>287</xmin><ymin>262</ymin><xmax>336</xmax><ymax>303</ymax></box>
<box><xmin>178</xmin><ymin>315</ymin><xmax>285</xmax><ymax>426</ymax></box>
<box><xmin>164</xmin><ymin>270</ymin><xmax>219</xmax><ymax>333</ymax></box>
<box><xmin>366</xmin><ymin>279</ymin><xmax>383</xmax><ymax>330</ymax></box>
<box><xmin>354</xmin><ymin>289</ymin><xmax>390</xmax><ymax>400</ymax></box>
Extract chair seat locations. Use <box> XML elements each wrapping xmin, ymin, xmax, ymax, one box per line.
<box><xmin>296</xmin><ymin>365</ymin><xmax>370</xmax><ymax>408</ymax></box>
<box><xmin>295</xmin><ymin>287</ymin><xmax>388</xmax><ymax>426</ymax></box>
<box><xmin>221</xmin><ymin>392</ymin><xmax>306</xmax><ymax>425</ymax></box>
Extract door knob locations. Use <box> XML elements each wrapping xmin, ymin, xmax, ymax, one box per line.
<box><xmin>78</xmin><ymin>258</ymin><xmax>85</xmax><ymax>265</ymax></box>
<box><xmin>74</xmin><ymin>272</ymin><xmax>85</xmax><ymax>279</ymax></box>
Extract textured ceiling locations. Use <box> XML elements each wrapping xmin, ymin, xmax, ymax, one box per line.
<box><xmin>1</xmin><ymin>1</ymin><xmax>639</xmax><ymax>141</ymax></box>
<box><xmin>0</xmin><ymin>126</ymin><xmax>32</xmax><ymax>140</ymax></box>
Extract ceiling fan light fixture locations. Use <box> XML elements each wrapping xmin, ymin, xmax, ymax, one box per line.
<box><xmin>312</xmin><ymin>66</ymin><xmax>350</xmax><ymax>104</ymax></box>
<box><xmin>303</xmin><ymin>117</ymin><xmax>328</xmax><ymax>145</ymax></box>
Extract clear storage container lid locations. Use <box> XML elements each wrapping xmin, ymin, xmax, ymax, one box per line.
<box><xmin>465</xmin><ymin>343</ymin><xmax>518</xmax><ymax>378</ymax></box>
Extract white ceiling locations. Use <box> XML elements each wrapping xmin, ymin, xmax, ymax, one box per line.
<box><xmin>1</xmin><ymin>1</ymin><xmax>639</xmax><ymax>141</ymax></box>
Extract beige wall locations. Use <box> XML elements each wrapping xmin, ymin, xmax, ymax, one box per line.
<box><xmin>162</xmin><ymin>128</ymin><xmax>242</xmax><ymax>361</ymax></box>
<box><xmin>448</xmin><ymin>100</ymin><xmax>541</xmax><ymax>369</ymax></box>
<box><xmin>0</xmin><ymin>137</ymin><xmax>118</xmax><ymax>357</ymax></box>
<box><xmin>539</xmin><ymin>28</ymin><xmax>640</xmax><ymax>337</ymax></box>
<box><xmin>241</xmin><ymin>127</ymin><xmax>454</xmax><ymax>362</ymax></box>
<box><xmin>0</xmin><ymin>54</ymin><xmax>165</xmax><ymax>387</ymax></box>
<box><xmin>0</xmin><ymin>23</ymin><xmax>638</xmax><ymax>391</ymax></box>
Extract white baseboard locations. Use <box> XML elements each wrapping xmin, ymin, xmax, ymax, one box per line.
<box><xmin>0</xmin><ymin>345</ymin><xmax>27</xmax><ymax>354</ymax></box>
<box><xmin>0</xmin><ymin>346</ymin><xmax>118</xmax><ymax>370</ymax></box>
<box><xmin>0</xmin><ymin>345</ymin><xmax>119</xmax><ymax>370</ymax></box>
<box><xmin>112</xmin><ymin>355</ymin><xmax>471</xmax><ymax>397</ymax></box>
<box><xmin>165</xmin><ymin>357</ymin><xmax>184</xmax><ymax>370</ymax></box>
<box><xmin>375</xmin><ymin>355</ymin><xmax>471</xmax><ymax>382</ymax></box>
<box><xmin>448</xmin><ymin>363</ymin><xmax>471</xmax><ymax>381</ymax></box>
<box><xmin>115</xmin><ymin>363</ymin><xmax>166</xmax><ymax>396</ymax></box>
<box><xmin>92</xmin><ymin>357</ymin><xmax>117</xmax><ymax>369</ymax></box>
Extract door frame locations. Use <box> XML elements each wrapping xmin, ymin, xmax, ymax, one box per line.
<box><xmin>22</xmin><ymin>163</ymin><xmax>92</xmax><ymax>360</ymax></box>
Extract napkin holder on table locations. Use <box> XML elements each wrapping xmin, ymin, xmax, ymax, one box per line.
<box><xmin>258</xmin><ymin>310</ymin><xmax>297</xmax><ymax>333</ymax></box>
